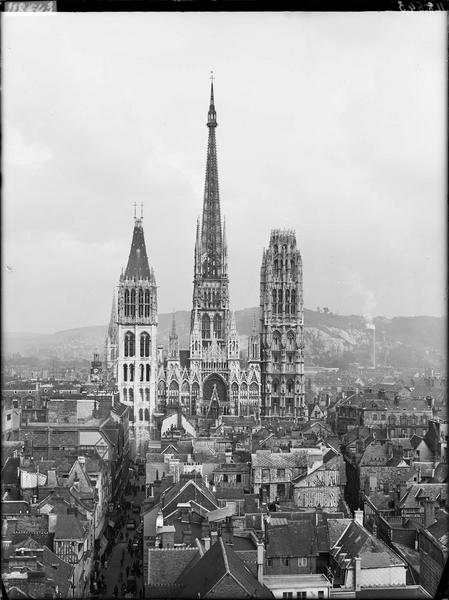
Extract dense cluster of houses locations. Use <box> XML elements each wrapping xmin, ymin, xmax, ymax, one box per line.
<box><xmin>1</xmin><ymin>371</ymin><xmax>447</xmax><ymax>598</ymax></box>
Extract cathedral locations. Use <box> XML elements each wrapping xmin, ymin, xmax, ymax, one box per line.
<box><xmin>155</xmin><ymin>81</ymin><xmax>261</xmax><ymax>428</ymax></box>
<box><xmin>105</xmin><ymin>80</ymin><xmax>305</xmax><ymax>455</ymax></box>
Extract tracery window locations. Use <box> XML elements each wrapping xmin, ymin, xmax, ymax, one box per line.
<box><xmin>144</xmin><ymin>409</ymin><xmax>150</xmax><ymax>421</ymax></box>
<box><xmin>140</xmin><ymin>332</ymin><xmax>150</xmax><ymax>357</ymax></box>
<box><xmin>272</xmin><ymin>289</ymin><xmax>277</xmax><ymax>314</ymax></box>
<box><xmin>291</xmin><ymin>290</ymin><xmax>296</xmax><ymax>314</ymax></box>
<box><xmin>285</xmin><ymin>289</ymin><xmax>290</xmax><ymax>313</ymax></box>
<box><xmin>139</xmin><ymin>409</ymin><xmax>143</xmax><ymax>421</ymax></box>
<box><xmin>123</xmin><ymin>364</ymin><xmax>128</xmax><ymax>381</ymax></box>
<box><xmin>138</xmin><ymin>289</ymin><xmax>144</xmax><ymax>317</ymax></box>
<box><xmin>124</xmin><ymin>289</ymin><xmax>130</xmax><ymax>317</ymax></box>
<box><xmin>144</xmin><ymin>290</ymin><xmax>150</xmax><ymax>317</ymax></box>
<box><xmin>202</xmin><ymin>314</ymin><xmax>210</xmax><ymax>339</ymax></box>
<box><xmin>214</xmin><ymin>314</ymin><xmax>222</xmax><ymax>339</ymax></box>
<box><xmin>129</xmin><ymin>388</ymin><xmax>134</xmax><ymax>402</ymax></box>
<box><xmin>129</xmin><ymin>364</ymin><xmax>135</xmax><ymax>381</ymax></box>
<box><xmin>140</xmin><ymin>364</ymin><xmax>144</xmax><ymax>381</ymax></box>
<box><xmin>278</xmin><ymin>289</ymin><xmax>283</xmax><ymax>314</ymax></box>
<box><xmin>124</xmin><ymin>332</ymin><xmax>135</xmax><ymax>357</ymax></box>
<box><xmin>130</xmin><ymin>289</ymin><xmax>136</xmax><ymax>317</ymax></box>
<box><xmin>146</xmin><ymin>364</ymin><xmax>151</xmax><ymax>381</ymax></box>
<box><xmin>145</xmin><ymin>388</ymin><xmax>150</xmax><ymax>403</ymax></box>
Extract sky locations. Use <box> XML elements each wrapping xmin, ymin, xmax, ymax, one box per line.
<box><xmin>2</xmin><ymin>12</ymin><xmax>446</xmax><ymax>334</ymax></box>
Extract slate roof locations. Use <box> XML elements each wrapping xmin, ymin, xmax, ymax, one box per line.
<box><xmin>266</xmin><ymin>521</ymin><xmax>318</xmax><ymax>558</ymax></box>
<box><xmin>162</xmin><ymin>478</ymin><xmax>218</xmax><ymax>515</ymax></box>
<box><xmin>251</xmin><ymin>452</ymin><xmax>307</xmax><ymax>469</ymax></box>
<box><xmin>54</xmin><ymin>514</ymin><xmax>85</xmax><ymax>540</ymax></box>
<box><xmin>124</xmin><ymin>220</ymin><xmax>152</xmax><ymax>280</ymax></box>
<box><xmin>410</xmin><ymin>434</ymin><xmax>425</xmax><ymax>449</ymax></box>
<box><xmin>431</xmin><ymin>462</ymin><xmax>448</xmax><ymax>483</ymax></box>
<box><xmin>148</xmin><ymin>548</ymin><xmax>200</xmax><ymax>585</ymax></box>
<box><xmin>400</xmin><ymin>484</ymin><xmax>447</xmax><ymax>509</ymax></box>
<box><xmin>215</xmin><ymin>487</ymin><xmax>245</xmax><ymax>500</ymax></box>
<box><xmin>2</xmin><ymin>457</ymin><xmax>20</xmax><ymax>485</ymax></box>
<box><xmin>427</xmin><ymin>508</ymin><xmax>449</xmax><ymax>547</ymax></box>
<box><xmin>41</xmin><ymin>545</ymin><xmax>74</xmax><ymax>594</ymax></box>
<box><xmin>175</xmin><ymin>537</ymin><xmax>273</xmax><ymax>598</ymax></box>
<box><xmin>2</xmin><ymin>501</ymin><xmax>30</xmax><ymax>516</ymax></box>
<box><xmin>327</xmin><ymin>518</ymin><xmax>352</xmax><ymax>548</ymax></box>
<box><xmin>333</xmin><ymin>521</ymin><xmax>404</xmax><ymax>568</ymax></box>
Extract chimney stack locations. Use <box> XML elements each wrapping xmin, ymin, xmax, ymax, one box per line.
<box><xmin>256</xmin><ymin>541</ymin><xmax>264</xmax><ymax>584</ymax></box>
<box><xmin>423</xmin><ymin>498</ymin><xmax>435</xmax><ymax>528</ymax></box>
<box><xmin>202</xmin><ymin>537</ymin><xmax>211</xmax><ymax>552</ymax></box>
<box><xmin>354</xmin><ymin>510</ymin><xmax>364</xmax><ymax>526</ymax></box>
<box><xmin>354</xmin><ymin>556</ymin><xmax>361</xmax><ymax>591</ymax></box>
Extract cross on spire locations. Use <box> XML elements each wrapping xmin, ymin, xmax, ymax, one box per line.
<box><xmin>133</xmin><ymin>202</ymin><xmax>137</xmax><ymax>220</ymax></box>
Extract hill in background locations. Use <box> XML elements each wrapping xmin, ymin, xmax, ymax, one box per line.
<box><xmin>3</xmin><ymin>308</ymin><xmax>445</xmax><ymax>370</ymax></box>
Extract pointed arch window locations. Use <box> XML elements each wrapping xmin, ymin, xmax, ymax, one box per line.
<box><xmin>123</xmin><ymin>364</ymin><xmax>128</xmax><ymax>382</ymax></box>
<box><xmin>130</xmin><ymin>289</ymin><xmax>136</xmax><ymax>317</ymax></box>
<box><xmin>140</xmin><ymin>333</ymin><xmax>150</xmax><ymax>357</ymax></box>
<box><xmin>140</xmin><ymin>364</ymin><xmax>144</xmax><ymax>381</ymax></box>
<box><xmin>144</xmin><ymin>408</ymin><xmax>150</xmax><ymax>421</ymax></box>
<box><xmin>123</xmin><ymin>388</ymin><xmax>128</xmax><ymax>402</ymax></box>
<box><xmin>287</xmin><ymin>332</ymin><xmax>295</xmax><ymax>350</ymax></box>
<box><xmin>285</xmin><ymin>289</ymin><xmax>290</xmax><ymax>314</ymax></box>
<box><xmin>278</xmin><ymin>289</ymin><xmax>283</xmax><ymax>314</ymax></box>
<box><xmin>202</xmin><ymin>314</ymin><xmax>210</xmax><ymax>339</ymax></box>
<box><xmin>146</xmin><ymin>364</ymin><xmax>151</xmax><ymax>381</ymax></box>
<box><xmin>144</xmin><ymin>290</ymin><xmax>150</xmax><ymax>317</ymax></box>
<box><xmin>272</xmin><ymin>289</ymin><xmax>277</xmax><ymax>314</ymax></box>
<box><xmin>129</xmin><ymin>388</ymin><xmax>134</xmax><ymax>402</ymax></box>
<box><xmin>139</xmin><ymin>408</ymin><xmax>143</xmax><ymax>421</ymax></box>
<box><xmin>124</xmin><ymin>289</ymin><xmax>130</xmax><ymax>317</ymax></box>
<box><xmin>129</xmin><ymin>364</ymin><xmax>135</xmax><ymax>382</ymax></box>
<box><xmin>213</xmin><ymin>314</ymin><xmax>222</xmax><ymax>339</ymax></box>
<box><xmin>138</xmin><ymin>289</ymin><xmax>144</xmax><ymax>317</ymax></box>
<box><xmin>145</xmin><ymin>388</ymin><xmax>150</xmax><ymax>403</ymax></box>
<box><xmin>291</xmin><ymin>290</ymin><xmax>296</xmax><ymax>314</ymax></box>
<box><xmin>124</xmin><ymin>332</ymin><xmax>135</xmax><ymax>357</ymax></box>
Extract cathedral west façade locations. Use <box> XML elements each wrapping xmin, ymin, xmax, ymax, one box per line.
<box><xmin>105</xmin><ymin>80</ymin><xmax>305</xmax><ymax>455</ymax></box>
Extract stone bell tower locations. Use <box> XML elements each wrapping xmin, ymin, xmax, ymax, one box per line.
<box><xmin>116</xmin><ymin>207</ymin><xmax>158</xmax><ymax>456</ymax></box>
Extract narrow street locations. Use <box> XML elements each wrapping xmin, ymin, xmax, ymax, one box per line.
<box><xmin>91</xmin><ymin>468</ymin><xmax>146</xmax><ymax>599</ymax></box>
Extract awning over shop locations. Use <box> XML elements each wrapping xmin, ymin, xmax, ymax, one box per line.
<box><xmin>99</xmin><ymin>535</ymin><xmax>108</xmax><ymax>557</ymax></box>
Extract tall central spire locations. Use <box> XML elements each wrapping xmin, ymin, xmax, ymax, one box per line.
<box><xmin>201</xmin><ymin>75</ymin><xmax>222</xmax><ymax>278</ymax></box>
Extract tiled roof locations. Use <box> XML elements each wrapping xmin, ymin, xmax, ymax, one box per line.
<box><xmin>2</xmin><ymin>501</ymin><xmax>30</xmax><ymax>515</ymax></box>
<box><xmin>41</xmin><ymin>545</ymin><xmax>74</xmax><ymax>593</ymax></box>
<box><xmin>327</xmin><ymin>518</ymin><xmax>351</xmax><ymax>548</ymax></box>
<box><xmin>266</xmin><ymin>521</ymin><xmax>318</xmax><ymax>558</ymax></box>
<box><xmin>162</xmin><ymin>479</ymin><xmax>218</xmax><ymax>515</ymax></box>
<box><xmin>176</xmin><ymin>537</ymin><xmax>272</xmax><ymax>598</ymax></box>
<box><xmin>410</xmin><ymin>434</ymin><xmax>425</xmax><ymax>449</ymax></box>
<box><xmin>333</xmin><ymin>521</ymin><xmax>404</xmax><ymax>568</ymax></box>
<box><xmin>400</xmin><ymin>484</ymin><xmax>447</xmax><ymax>508</ymax></box>
<box><xmin>427</xmin><ymin>508</ymin><xmax>449</xmax><ymax>547</ymax></box>
<box><xmin>1</xmin><ymin>457</ymin><xmax>20</xmax><ymax>485</ymax></box>
<box><xmin>251</xmin><ymin>452</ymin><xmax>307</xmax><ymax>469</ymax></box>
<box><xmin>54</xmin><ymin>514</ymin><xmax>84</xmax><ymax>540</ymax></box>
<box><xmin>215</xmin><ymin>487</ymin><xmax>245</xmax><ymax>500</ymax></box>
<box><xmin>148</xmin><ymin>548</ymin><xmax>200</xmax><ymax>585</ymax></box>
